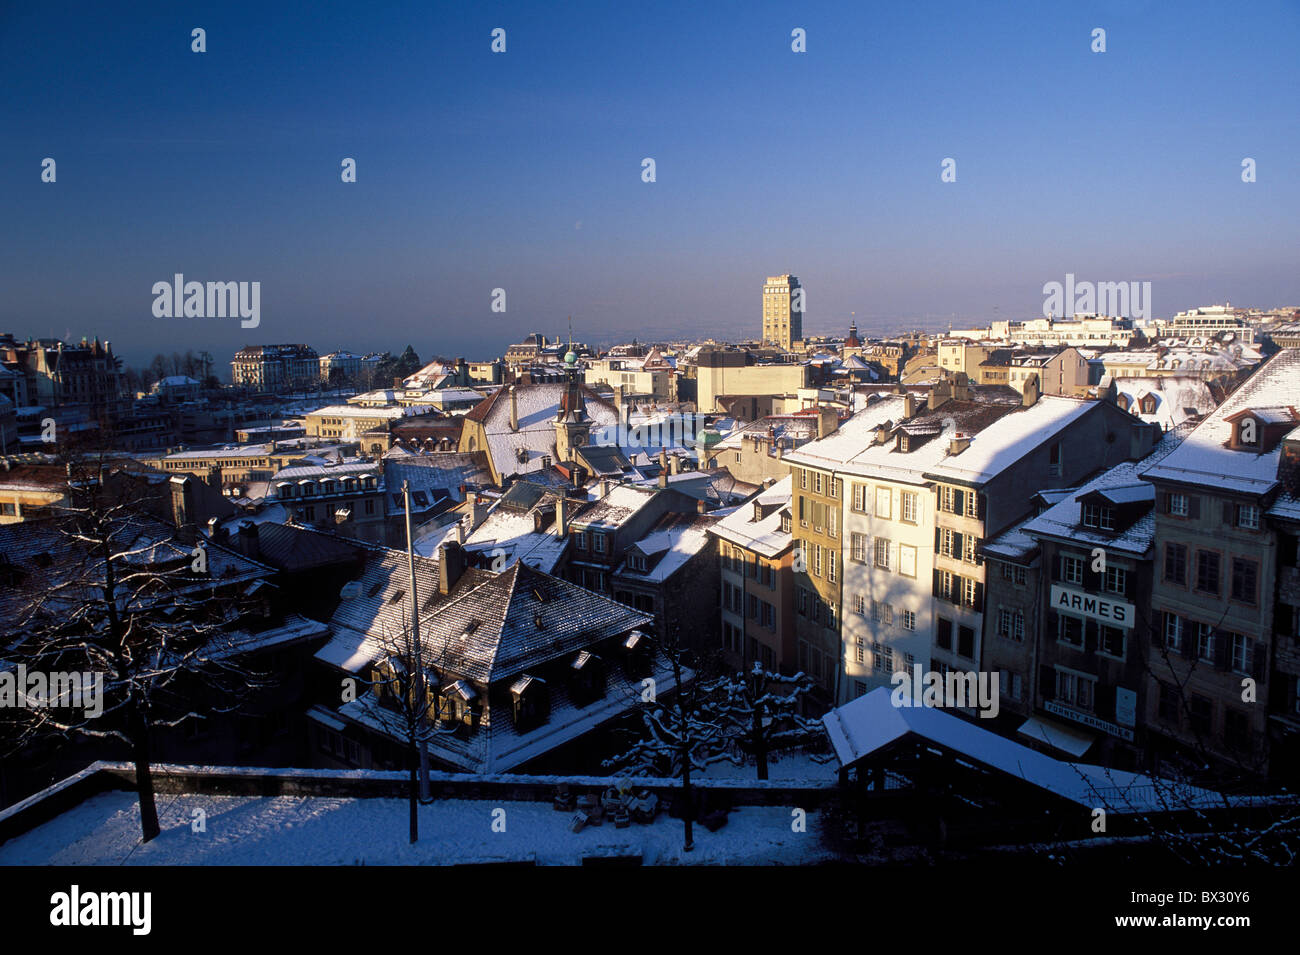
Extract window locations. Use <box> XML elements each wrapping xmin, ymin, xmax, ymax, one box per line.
<box><xmin>939</xmin><ymin>486</ymin><xmax>956</xmax><ymax>513</ymax></box>
<box><xmin>875</xmin><ymin>487</ymin><xmax>892</xmax><ymax>519</ymax></box>
<box><xmin>1224</xmin><ymin>709</ymin><xmax>1249</xmax><ymax>750</ymax></box>
<box><xmin>901</xmin><ymin>610</ymin><xmax>916</xmax><ymax>631</ymax></box>
<box><xmin>594</xmin><ymin>533</ymin><xmax>607</xmax><ymax>555</ymax></box>
<box><xmin>961</xmin><ymin>577</ymin><xmax>978</xmax><ymax>608</ymax></box>
<box><xmin>364</xmin><ymin>499</ymin><xmax>375</xmax><ymax>515</ymax></box>
<box><xmin>1230</xmin><ymin>634</ymin><xmax>1253</xmax><ymax>675</ymax></box>
<box><xmin>829</xmin><ymin>478</ymin><xmax>838</xmax><ymax>499</ymax></box>
<box><xmin>1000</xmin><ymin>670</ymin><xmax>1023</xmax><ymax>701</ymax></box>
<box><xmin>937</xmin><ymin>570</ymin><xmax>957</xmax><ymax>602</ymax></box>
<box><xmin>1056</xmin><ymin>670</ymin><xmax>1094</xmax><ymax>710</ymax></box>
<box><xmin>1058</xmin><ymin>614</ymin><xmax>1083</xmax><ymax>647</ymax></box>
<box><xmin>851</xmin><ymin>532</ymin><xmax>867</xmax><ymax>563</ymax></box>
<box><xmin>852</xmin><ymin>483</ymin><xmax>867</xmax><ymax>513</ymax></box>
<box><xmin>964</xmin><ymin>491</ymin><xmax>979</xmax><ymax>519</ymax></box>
<box><xmin>1197</xmin><ymin>624</ymin><xmax>1215</xmax><ymax>663</ymax></box>
<box><xmin>828</xmin><ymin>507</ymin><xmax>838</xmax><ymax>539</ymax></box>
<box><xmin>1163</xmin><ymin>612</ymin><xmax>1183</xmax><ymax>651</ymax></box>
<box><xmin>762</xmin><ymin>601</ymin><xmax>775</xmax><ymax>629</ymax></box>
<box><xmin>814</xmin><ymin>544</ymin><xmax>823</xmax><ymax>577</ymax></box>
<box><xmin>828</xmin><ymin>550</ymin><xmax>837</xmax><ymax>584</ymax></box>
<box><xmin>814</xmin><ymin>472</ymin><xmax>823</xmax><ymax>495</ymax></box>
<box><xmin>827</xmin><ymin>602</ymin><xmax>837</xmax><ymax>629</ymax></box>
<box><xmin>1099</xmin><ymin>626</ymin><xmax>1125</xmax><ymax>659</ymax></box>
<box><xmin>874</xmin><ymin>537</ymin><xmax>891</xmax><ymax>570</ymax></box>
<box><xmin>879</xmin><ymin>602</ymin><xmax>894</xmax><ymax>627</ymax></box>
<box><xmin>800</xmin><ymin>469</ymin><xmax>807</xmax><ymax>490</ymax></box>
<box><xmin>1170</xmin><ymin>493</ymin><xmax>1190</xmax><ymax>517</ymax></box>
<box><xmin>873</xmin><ymin>643</ymin><xmax>892</xmax><ymax>673</ymax></box>
<box><xmin>1061</xmin><ymin>556</ymin><xmax>1084</xmax><ymax>585</ymax></box>
<box><xmin>1048</xmin><ymin>442</ymin><xmax>1062</xmax><ymax>477</ymax></box>
<box><xmin>899</xmin><ymin>544</ymin><xmax>917</xmax><ymax>578</ymax></box>
<box><xmin>1157</xmin><ymin>682</ymin><xmax>1179</xmax><ymax>722</ymax></box>
<box><xmin>1104</xmin><ymin>566</ymin><xmax>1127</xmax><ymax>595</ymax></box>
<box><xmin>1082</xmin><ymin>504</ymin><xmax>1115</xmax><ymax>530</ymax></box>
<box><xmin>957</xmin><ymin>625</ymin><xmax>975</xmax><ymax>659</ymax></box>
<box><xmin>940</xmin><ymin>529</ymin><xmax>960</xmax><ymax>559</ymax></box>
<box><xmin>1014</xmin><ymin>566</ymin><xmax>1027</xmax><ymax>586</ymax></box>
<box><xmin>1189</xmin><ymin>694</ymin><xmax>1212</xmax><ymax>735</ymax></box>
<box><xmin>962</xmin><ymin>535</ymin><xmax>978</xmax><ymax>564</ymax></box>
<box><xmin>576</xmin><ymin>530</ymin><xmax>589</xmax><ymax>551</ymax></box>
<box><xmin>1195</xmin><ymin>550</ymin><xmax>1220</xmax><ymax>595</ymax></box>
<box><xmin>796</xmin><ymin>587</ymin><xmax>808</xmax><ymax>616</ymax></box>
<box><xmin>1235</xmin><ymin>503</ymin><xmax>1260</xmax><ymax>530</ymax></box>
<box><xmin>1231</xmin><ymin>558</ymin><xmax>1258</xmax><ymax>604</ymax></box>
<box><xmin>1164</xmin><ymin>543</ymin><xmax>1187</xmax><ymax>584</ymax></box>
<box><xmin>901</xmin><ymin>491</ymin><xmax>918</xmax><ymax>523</ymax></box>
<box><xmin>855</xmin><ymin>593</ymin><xmax>867</xmax><ymax>616</ymax></box>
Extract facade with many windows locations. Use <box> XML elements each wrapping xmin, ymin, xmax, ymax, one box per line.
<box><xmin>1141</xmin><ymin>349</ymin><xmax>1300</xmax><ymax>778</ymax></box>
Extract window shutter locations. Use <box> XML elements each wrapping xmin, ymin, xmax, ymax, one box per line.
<box><xmin>1214</xmin><ymin>631</ymin><xmax>1230</xmax><ymax>670</ymax></box>
<box><xmin>1252</xmin><ymin>641</ymin><xmax>1268</xmax><ymax>682</ymax></box>
<box><xmin>974</xmin><ymin>581</ymin><xmax>984</xmax><ymax>613</ymax></box>
<box><xmin>1181</xmin><ymin>624</ymin><xmax>1196</xmax><ymax>659</ymax></box>
<box><xmin>977</xmin><ymin>492</ymin><xmax>987</xmax><ymax>522</ymax></box>
<box><xmin>1053</xmin><ymin>555</ymin><xmax>1063</xmax><ymax>582</ymax></box>
<box><xmin>953</xmin><ymin>531</ymin><xmax>963</xmax><ymax>556</ymax></box>
<box><xmin>1189</xmin><ymin>495</ymin><xmax>1201</xmax><ymax>519</ymax></box>
<box><xmin>1159</xmin><ymin>491</ymin><xmax>1169</xmax><ymax>514</ymax></box>
<box><xmin>1039</xmin><ymin>665</ymin><xmax>1056</xmax><ymax>700</ymax></box>
<box><xmin>1083</xmin><ymin>560</ymin><xmax>1102</xmax><ymax>592</ymax></box>
<box><xmin>1046</xmin><ymin>609</ymin><xmax>1058</xmax><ymax>633</ymax></box>
<box><xmin>1222</xmin><ymin>501</ymin><xmax>1233</xmax><ymax>525</ymax></box>
<box><xmin>934</xmin><ymin>526</ymin><xmax>941</xmax><ymax>552</ymax></box>
<box><xmin>1276</xmin><ymin>602</ymin><xmax>1294</xmax><ymax>638</ymax></box>
<box><xmin>932</xmin><ymin>568</ymin><xmax>941</xmax><ymax>598</ymax></box>
<box><xmin>954</xmin><ymin>489</ymin><xmax>965</xmax><ymax>514</ymax></box>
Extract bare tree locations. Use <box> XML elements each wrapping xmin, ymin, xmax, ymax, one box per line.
<box><xmin>0</xmin><ymin>445</ymin><xmax>271</xmax><ymax>842</ymax></box>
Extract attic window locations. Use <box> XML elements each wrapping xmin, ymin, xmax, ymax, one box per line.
<box><xmin>462</xmin><ymin>620</ymin><xmax>479</xmax><ymax>639</ymax></box>
<box><xmin>1081</xmin><ymin>504</ymin><xmax>1115</xmax><ymax>531</ymax></box>
<box><xmin>367</xmin><ymin>580</ymin><xmax>385</xmax><ymax>598</ymax></box>
<box><xmin>388</xmin><ymin>589</ymin><xmax>406</xmax><ymax>604</ymax></box>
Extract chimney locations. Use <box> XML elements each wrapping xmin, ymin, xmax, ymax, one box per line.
<box><xmin>600</xmin><ymin>477</ymin><xmax>612</xmax><ymax>498</ymax></box>
<box><xmin>696</xmin><ymin>498</ymin><xmax>708</xmax><ymax>514</ymax></box>
<box><xmin>668</xmin><ymin>455</ymin><xmax>680</xmax><ymax>476</ymax></box>
<box><xmin>902</xmin><ymin>394</ymin><xmax>918</xmax><ymax>418</ymax></box>
<box><xmin>509</xmin><ymin>385</ymin><xmax>519</xmax><ymax>431</ymax></box>
<box><xmin>236</xmin><ymin>521</ymin><xmax>260</xmax><ymax>560</ymax></box>
<box><xmin>439</xmin><ymin>541</ymin><xmax>467</xmax><ymax>594</ymax></box>
<box><xmin>928</xmin><ymin>378</ymin><xmax>952</xmax><ymax>411</ymax></box>
<box><xmin>818</xmin><ymin>407</ymin><xmax>839</xmax><ymax>438</ymax></box>
<box><xmin>949</xmin><ymin>432</ymin><xmax>971</xmax><ymax>455</ymax></box>
<box><xmin>556</xmin><ymin>495</ymin><xmax>570</xmax><ymax>538</ymax></box>
<box><xmin>1022</xmin><ymin>373</ymin><xmax>1040</xmax><ymax>408</ymax></box>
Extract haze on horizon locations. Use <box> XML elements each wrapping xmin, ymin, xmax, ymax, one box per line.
<box><xmin>2</xmin><ymin>0</ymin><xmax>1297</xmax><ymax>370</ymax></box>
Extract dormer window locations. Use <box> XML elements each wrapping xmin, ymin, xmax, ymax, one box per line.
<box><xmin>1238</xmin><ymin>417</ymin><xmax>1258</xmax><ymax>446</ymax></box>
<box><xmin>628</xmin><ymin>553</ymin><xmax>647</xmax><ymax>572</ymax></box>
<box><xmin>1082</xmin><ymin>503</ymin><xmax>1115</xmax><ymax>531</ymax></box>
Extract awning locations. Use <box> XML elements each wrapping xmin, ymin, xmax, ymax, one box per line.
<box><xmin>1017</xmin><ymin>715</ymin><xmax>1095</xmax><ymax>758</ymax></box>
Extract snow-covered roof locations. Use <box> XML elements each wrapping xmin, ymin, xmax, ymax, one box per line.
<box><xmin>925</xmin><ymin>396</ymin><xmax>1096</xmax><ymax>486</ymax></box>
<box><xmin>822</xmin><ymin>688</ymin><xmax>1224</xmax><ymax>813</ymax></box>
<box><xmin>1142</xmin><ymin>349</ymin><xmax>1300</xmax><ymax>495</ymax></box>
<box><xmin>1019</xmin><ymin>424</ymin><xmax>1191</xmax><ymax>556</ymax></box>
<box><xmin>615</xmin><ymin>512</ymin><xmax>718</xmax><ymax>583</ymax></box>
<box><xmin>710</xmin><ymin>476</ymin><xmax>793</xmax><ymax>558</ymax></box>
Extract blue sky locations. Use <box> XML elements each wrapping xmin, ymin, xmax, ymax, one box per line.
<box><xmin>1</xmin><ymin>0</ymin><xmax>1297</xmax><ymax>371</ymax></box>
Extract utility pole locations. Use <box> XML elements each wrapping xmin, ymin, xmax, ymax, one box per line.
<box><xmin>404</xmin><ymin>479</ymin><xmax>431</xmax><ymax>800</ymax></box>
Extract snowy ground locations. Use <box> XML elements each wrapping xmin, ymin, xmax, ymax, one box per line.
<box><xmin>0</xmin><ymin>790</ymin><xmax>836</xmax><ymax>866</ymax></box>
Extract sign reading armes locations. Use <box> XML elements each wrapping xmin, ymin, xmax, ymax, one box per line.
<box><xmin>1050</xmin><ymin>584</ymin><xmax>1134</xmax><ymax>626</ymax></box>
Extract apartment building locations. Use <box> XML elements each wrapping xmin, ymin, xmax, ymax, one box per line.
<box><xmin>230</xmin><ymin>344</ymin><xmax>320</xmax><ymax>391</ymax></box>
<box><xmin>712</xmin><ymin>476</ymin><xmax>796</xmax><ymax>674</ymax></box>
<box><xmin>788</xmin><ymin>371</ymin><xmax>1158</xmax><ymax>707</ymax></box>
<box><xmin>1141</xmin><ymin>349</ymin><xmax>1300</xmax><ymax>778</ymax></box>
